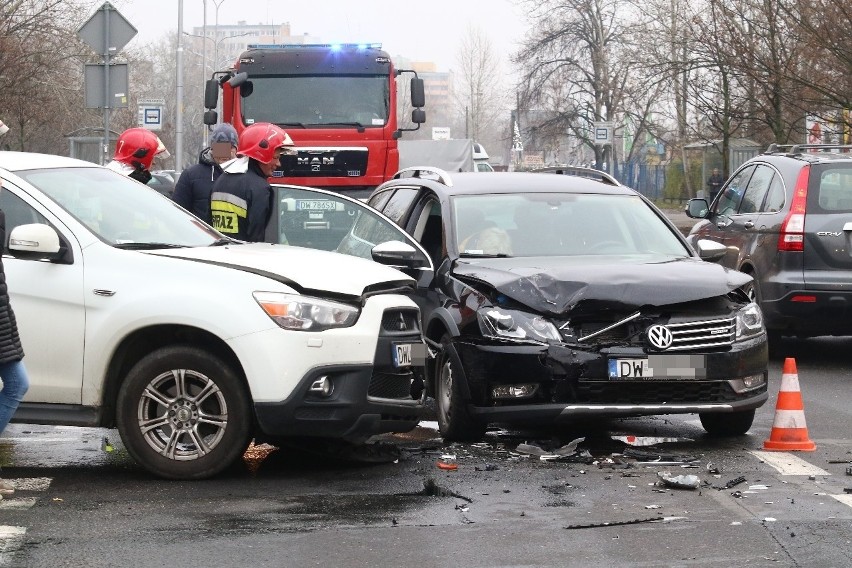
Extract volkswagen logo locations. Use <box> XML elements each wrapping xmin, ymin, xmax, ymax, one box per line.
<box><xmin>647</xmin><ymin>324</ymin><xmax>674</xmax><ymax>350</ymax></box>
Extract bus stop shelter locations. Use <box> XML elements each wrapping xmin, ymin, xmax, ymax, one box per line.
<box><xmin>684</xmin><ymin>138</ymin><xmax>762</xmax><ymax>197</ymax></box>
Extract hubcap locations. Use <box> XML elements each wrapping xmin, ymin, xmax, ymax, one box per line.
<box><xmin>138</xmin><ymin>368</ymin><xmax>227</xmax><ymax>461</ymax></box>
<box><xmin>438</xmin><ymin>359</ymin><xmax>453</xmax><ymax>427</ymax></box>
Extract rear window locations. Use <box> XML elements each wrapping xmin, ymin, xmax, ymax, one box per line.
<box><xmin>811</xmin><ymin>165</ymin><xmax>852</xmax><ymax>213</ymax></box>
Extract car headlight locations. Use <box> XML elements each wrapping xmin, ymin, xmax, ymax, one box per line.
<box><xmin>478</xmin><ymin>307</ymin><xmax>561</xmax><ymax>343</ymax></box>
<box><xmin>735</xmin><ymin>302</ymin><xmax>764</xmax><ymax>338</ymax></box>
<box><xmin>253</xmin><ymin>292</ymin><xmax>360</xmax><ymax>331</ymax></box>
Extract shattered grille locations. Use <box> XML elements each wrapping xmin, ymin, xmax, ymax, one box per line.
<box><xmin>381</xmin><ymin>310</ymin><xmax>421</xmax><ymax>334</ymax></box>
<box><xmin>368</xmin><ymin>372</ymin><xmax>414</xmax><ymax>400</ymax></box>
<box><xmin>655</xmin><ymin>317</ymin><xmax>735</xmax><ymax>351</ymax></box>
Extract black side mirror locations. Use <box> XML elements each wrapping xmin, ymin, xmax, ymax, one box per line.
<box><xmin>240</xmin><ymin>81</ymin><xmax>253</xmax><ymax>98</ymax></box>
<box><xmin>203</xmin><ymin>110</ymin><xmax>218</xmax><ymax>126</ymax></box>
<box><xmin>204</xmin><ymin>79</ymin><xmax>219</xmax><ymax>109</ymax></box>
<box><xmin>410</xmin><ymin>77</ymin><xmax>425</xmax><ymax>108</ymax></box>
<box><xmin>411</xmin><ymin>108</ymin><xmax>426</xmax><ymax>124</ymax></box>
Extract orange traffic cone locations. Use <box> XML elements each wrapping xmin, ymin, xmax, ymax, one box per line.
<box><xmin>763</xmin><ymin>357</ymin><xmax>816</xmax><ymax>451</ymax></box>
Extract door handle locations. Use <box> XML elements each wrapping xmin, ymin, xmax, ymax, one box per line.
<box><xmin>744</xmin><ymin>221</ymin><xmax>754</xmax><ymax>229</ymax></box>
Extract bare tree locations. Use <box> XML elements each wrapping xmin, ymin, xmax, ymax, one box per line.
<box><xmin>453</xmin><ymin>25</ymin><xmax>508</xmax><ymax>152</ymax></box>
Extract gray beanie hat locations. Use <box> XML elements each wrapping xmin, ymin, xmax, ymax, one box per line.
<box><xmin>210</xmin><ymin>123</ymin><xmax>238</xmax><ymax>147</ymax></box>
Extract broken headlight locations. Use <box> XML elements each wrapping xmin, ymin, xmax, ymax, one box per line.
<box><xmin>478</xmin><ymin>307</ymin><xmax>561</xmax><ymax>343</ymax></box>
<box><xmin>735</xmin><ymin>302</ymin><xmax>764</xmax><ymax>339</ymax></box>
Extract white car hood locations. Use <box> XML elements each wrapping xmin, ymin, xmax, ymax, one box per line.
<box><xmin>147</xmin><ymin>243</ymin><xmax>413</xmax><ymax>297</ymax></box>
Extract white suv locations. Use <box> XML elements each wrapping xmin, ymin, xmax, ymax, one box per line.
<box><xmin>0</xmin><ymin>152</ymin><xmax>427</xmax><ymax>479</ymax></box>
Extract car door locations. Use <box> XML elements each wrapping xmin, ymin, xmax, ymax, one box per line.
<box><xmin>698</xmin><ymin>165</ymin><xmax>756</xmax><ymax>268</ymax></box>
<box><xmin>1</xmin><ymin>179</ymin><xmax>86</xmax><ymax>404</ymax></box>
<box><xmin>722</xmin><ymin>164</ymin><xmax>778</xmax><ymax>269</ymax></box>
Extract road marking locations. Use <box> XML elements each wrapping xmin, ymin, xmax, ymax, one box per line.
<box><xmin>0</xmin><ymin>526</ymin><xmax>27</xmax><ymax>566</ymax></box>
<box><xmin>0</xmin><ymin>498</ymin><xmax>37</xmax><ymax>511</ymax></box>
<box><xmin>831</xmin><ymin>495</ymin><xmax>852</xmax><ymax>509</ymax></box>
<box><xmin>748</xmin><ymin>450</ymin><xmax>830</xmax><ymax>476</ymax></box>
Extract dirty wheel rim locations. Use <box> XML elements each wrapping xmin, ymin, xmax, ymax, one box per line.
<box><xmin>438</xmin><ymin>358</ymin><xmax>453</xmax><ymax>427</ymax></box>
<box><xmin>744</xmin><ymin>282</ymin><xmax>756</xmax><ymax>303</ymax></box>
<box><xmin>137</xmin><ymin>369</ymin><xmax>228</xmax><ymax>461</ymax></box>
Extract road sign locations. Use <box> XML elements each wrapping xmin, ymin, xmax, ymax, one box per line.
<box><xmin>138</xmin><ymin>99</ymin><xmax>166</xmax><ymax>131</ymax></box>
<box><xmin>78</xmin><ymin>2</ymin><xmax>137</xmax><ymax>55</ymax></box>
<box><xmin>84</xmin><ymin>63</ymin><xmax>129</xmax><ymax>108</ymax></box>
<box><xmin>593</xmin><ymin>121</ymin><xmax>614</xmax><ymax>146</ymax></box>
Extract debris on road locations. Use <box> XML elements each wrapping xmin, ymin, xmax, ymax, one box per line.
<box><xmin>565</xmin><ymin>516</ymin><xmax>663</xmax><ymax>529</ymax></box>
<box><xmin>657</xmin><ymin>471</ymin><xmax>700</xmax><ymax>490</ymax></box>
<box><xmin>612</xmin><ymin>436</ymin><xmax>693</xmax><ymax>447</ymax></box>
<box><xmin>437</xmin><ymin>460</ymin><xmax>458</xmax><ymax>471</ymax></box>
<box><xmin>716</xmin><ymin>476</ymin><xmax>747</xmax><ymax>490</ymax></box>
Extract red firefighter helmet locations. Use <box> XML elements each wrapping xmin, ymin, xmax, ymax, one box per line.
<box><xmin>113</xmin><ymin>128</ymin><xmax>166</xmax><ymax>170</ymax></box>
<box><xmin>237</xmin><ymin>123</ymin><xmax>294</xmax><ymax>165</ymax></box>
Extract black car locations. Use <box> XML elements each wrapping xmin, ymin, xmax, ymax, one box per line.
<box><xmin>261</xmin><ymin>169</ymin><xmax>769</xmax><ymax>441</ymax></box>
<box><xmin>685</xmin><ymin>144</ymin><xmax>852</xmax><ymax>343</ymax></box>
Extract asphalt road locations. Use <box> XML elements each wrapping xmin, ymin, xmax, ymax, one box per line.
<box><xmin>2</xmin><ymin>338</ymin><xmax>851</xmax><ymax>567</ymax></box>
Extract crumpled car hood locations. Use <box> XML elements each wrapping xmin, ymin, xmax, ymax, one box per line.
<box><xmin>148</xmin><ymin>243</ymin><xmax>412</xmax><ymax>298</ymax></box>
<box><xmin>452</xmin><ymin>255</ymin><xmax>751</xmax><ymax>316</ymax></box>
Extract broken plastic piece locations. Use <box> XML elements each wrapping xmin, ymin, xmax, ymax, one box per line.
<box><xmin>613</xmin><ymin>436</ymin><xmax>693</xmax><ymax>447</ymax></box>
<box><xmin>437</xmin><ymin>460</ymin><xmax>458</xmax><ymax>471</ymax></box>
<box><xmin>657</xmin><ymin>471</ymin><xmax>700</xmax><ymax>490</ymax></box>
<box><xmin>565</xmin><ymin>516</ymin><xmax>662</xmax><ymax>529</ymax></box>
<box><xmin>721</xmin><ymin>476</ymin><xmax>746</xmax><ymax>490</ymax></box>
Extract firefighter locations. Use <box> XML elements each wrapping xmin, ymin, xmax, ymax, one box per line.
<box><xmin>210</xmin><ymin>122</ymin><xmax>294</xmax><ymax>242</ymax></box>
<box><xmin>105</xmin><ymin>127</ymin><xmax>170</xmax><ymax>184</ymax></box>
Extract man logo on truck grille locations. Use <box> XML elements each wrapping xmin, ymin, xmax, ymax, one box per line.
<box><xmin>647</xmin><ymin>325</ymin><xmax>673</xmax><ymax>350</ymax></box>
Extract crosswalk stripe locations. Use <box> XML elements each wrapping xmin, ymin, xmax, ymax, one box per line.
<box><xmin>5</xmin><ymin>478</ymin><xmax>52</xmax><ymax>492</ymax></box>
<box><xmin>0</xmin><ymin>498</ymin><xmax>37</xmax><ymax>511</ymax></box>
<box><xmin>748</xmin><ymin>450</ymin><xmax>830</xmax><ymax>476</ymax></box>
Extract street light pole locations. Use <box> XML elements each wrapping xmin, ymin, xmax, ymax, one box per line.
<box><xmin>176</xmin><ymin>0</ymin><xmax>185</xmax><ymax>172</ymax></box>
<box><xmin>202</xmin><ymin>0</ymin><xmax>208</xmax><ymax>146</ymax></box>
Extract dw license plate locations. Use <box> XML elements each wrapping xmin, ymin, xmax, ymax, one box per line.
<box><xmin>608</xmin><ymin>355</ymin><xmax>707</xmax><ymax>380</ymax></box>
<box><xmin>392</xmin><ymin>343</ymin><xmax>426</xmax><ymax>368</ymax></box>
<box><xmin>296</xmin><ymin>199</ymin><xmax>337</xmax><ymax>211</ymax></box>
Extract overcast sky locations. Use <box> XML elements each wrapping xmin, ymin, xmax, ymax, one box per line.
<box><xmin>106</xmin><ymin>0</ymin><xmax>527</xmax><ymax>73</ymax></box>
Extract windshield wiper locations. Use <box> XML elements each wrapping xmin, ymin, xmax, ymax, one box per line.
<box><xmin>209</xmin><ymin>237</ymin><xmax>240</xmax><ymax>246</ymax></box>
<box><xmin>459</xmin><ymin>253</ymin><xmax>511</xmax><ymax>258</ymax></box>
<box><xmin>280</xmin><ymin>122</ymin><xmax>307</xmax><ymax>128</ymax></box>
<box><xmin>113</xmin><ymin>242</ymin><xmax>186</xmax><ymax>250</ymax></box>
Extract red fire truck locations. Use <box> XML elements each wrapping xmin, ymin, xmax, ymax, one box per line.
<box><xmin>203</xmin><ymin>43</ymin><xmax>426</xmax><ymax>199</ymax></box>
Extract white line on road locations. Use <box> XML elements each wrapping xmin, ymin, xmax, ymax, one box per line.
<box><xmin>748</xmin><ymin>450</ymin><xmax>830</xmax><ymax>476</ymax></box>
<box><xmin>0</xmin><ymin>525</ymin><xmax>26</xmax><ymax>566</ymax></box>
<box><xmin>0</xmin><ymin>498</ymin><xmax>37</xmax><ymax>511</ymax></box>
<box><xmin>831</xmin><ymin>495</ymin><xmax>852</xmax><ymax>509</ymax></box>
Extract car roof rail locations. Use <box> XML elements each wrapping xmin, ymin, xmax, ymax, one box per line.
<box><xmin>532</xmin><ymin>165</ymin><xmax>621</xmax><ymax>186</ymax></box>
<box><xmin>787</xmin><ymin>143</ymin><xmax>852</xmax><ymax>155</ymax></box>
<box><xmin>392</xmin><ymin>166</ymin><xmax>454</xmax><ymax>187</ymax></box>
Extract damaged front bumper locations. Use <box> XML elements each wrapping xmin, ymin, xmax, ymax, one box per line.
<box><xmin>452</xmin><ymin>334</ymin><xmax>768</xmax><ymax>424</ymax></box>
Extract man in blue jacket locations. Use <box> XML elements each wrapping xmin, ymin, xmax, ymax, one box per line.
<box><xmin>173</xmin><ymin>124</ymin><xmax>239</xmax><ymax>224</ymax></box>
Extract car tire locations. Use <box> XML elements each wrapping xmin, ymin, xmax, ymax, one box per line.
<box><xmin>699</xmin><ymin>409</ymin><xmax>755</xmax><ymax>436</ymax></box>
<box><xmin>434</xmin><ymin>335</ymin><xmax>487</xmax><ymax>442</ymax></box>
<box><xmin>116</xmin><ymin>345</ymin><xmax>253</xmax><ymax>480</ymax></box>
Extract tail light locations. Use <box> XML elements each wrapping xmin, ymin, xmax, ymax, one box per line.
<box><xmin>777</xmin><ymin>165</ymin><xmax>810</xmax><ymax>252</ymax></box>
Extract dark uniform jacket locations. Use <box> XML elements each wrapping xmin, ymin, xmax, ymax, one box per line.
<box><xmin>209</xmin><ymin>158</ymin><xmax>273</xmax><ymax>242</ymax></box>
<box><xmin>172</xmin><ymin>148</ymin><xmax>221</xmax><ymax>224</ymax></box>
<box><xmin>0</xmin><ymin>210</ymin><xmax>24</xmax><ymax>364</ymax></box>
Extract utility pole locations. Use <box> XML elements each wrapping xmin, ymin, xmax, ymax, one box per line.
<box><xmin>176</xmin><ymin>0</ymin><xmax>185</xmax><ymax>171</ymax></box>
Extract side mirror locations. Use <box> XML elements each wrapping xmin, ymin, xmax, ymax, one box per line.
<box><xmin>8</xmin><ymin>223</ymin><xmax>64</xmax><ymax>261</ymax></box>
<box><xmin>204</xmin><ymin>79</ymin><xmax>219</xmax><ymax>110</ymax></box>
<box><xmin>695</xmin><ymin>238</ymin><xmax>727</xmax><ymax>262</ymax></box>
<box><xmin>410</xmin><ymin>77</ymin><xmax>425</xmax><ymax>108</ymax></box>
<box><xmin>411</xmin><ymin>108</ymin><xmax>426</xmax><ymax>124</ymax></box>
<box><xmin>240</xmin><ymin>81</ymin><xmax>254</xmax><ymax>98</ymax></box>
<box><xmin>686</xmin><ymin>198</ymin><xmax>710</xmax><ymax>219</ymax></box>
<box><xmin>371</xmin><ymin>240</ymin><xmax>428</xmax><ymax>269</ymax></box>
<box><xmin>203</xmin><ymin>110</ymin><xmax>218</xmax><ymax>126</ymax></box>
<box><xmin>228</xmin><ymin>72</ymin><xmax>248</xmax><ymax>87</ymax></box>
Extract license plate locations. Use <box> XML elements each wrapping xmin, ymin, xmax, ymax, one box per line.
<box><xmin>608</xmin><ymin>355</ymin><xmax>707</xmax><ymax>380</ymax></box>
<box><xmin>297</xmin><ymin>199</ymin><xmax>337</xmax><ymax>211</ymax></box>
<box><xmin>609</xmin><ymin>358</ymin><xmax>652</xmax><ymax>379</ymax></box>
<box><xmin>392</xmin><ymin>343</ymin><xmax>414</xmax><ymax>368</ymax></box>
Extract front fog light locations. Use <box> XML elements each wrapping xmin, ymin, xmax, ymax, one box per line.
<box><xmin>492</xmin><ymin>383</ymin><xmax>539</xmax><ymax>400</ymax></box>
<box><xmin>309</xmin><ymin>375</ymin><xmax>334</xmax><ymax>397</ymax></box>
<box><xmin>728</xmin><ymin>373</ymin><xmax>766</xmax><ymax>393</ymax></box>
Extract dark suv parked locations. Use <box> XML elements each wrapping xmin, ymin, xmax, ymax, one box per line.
<box><xmin>686</xmin><ymin>144</ymin><xmax>852</xmax><ymax>342</ymax></box>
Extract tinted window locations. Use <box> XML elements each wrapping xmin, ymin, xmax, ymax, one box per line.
<box><xmin>814</xmin><ymin>166</ymin><xmax>852</xmax><ymax>212</ymax></box>
<box><xmin>739</xmin><ymin>165</ymin><xmax>774</xmax><ymax>214</ymax></box>
<box><xmin>715</xmin><ymin>165</ymin><xmax>754</xmax><ymax>216</ymax></box>
<box><xmin>763</xmin><ymin>173</ymin><xmax>785</xmax><ymax>212</ymax></box>
<box><xmin>367</xmin><ymin>189</ymin><xmax>393</xmax><ymax>211</ymax></box>
<box><xmin>381</xmin><ymin>187</ymin><xmax>419</xmax><ymax>224</ymax></box>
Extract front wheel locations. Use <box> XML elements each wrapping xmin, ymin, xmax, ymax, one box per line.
<box><xmin>116</xmin><ymin>346</ymin><xmax>253</xmax><ymax>480</ymax></box>
<box><xmin>699</xmin><ymin>409</ymin><xmax>755</xmax><ymax>436</ymax></box>
<box><xmin>434</xmin><ymin>335</ymin><xmax>487</xmax><ymax>442</ymax></box>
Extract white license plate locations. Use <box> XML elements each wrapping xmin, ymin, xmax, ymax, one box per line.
<box><xmin>392</xmin><ymin>343</ymin><xmax>414</xmax><ymax>368</ymax></box>
<box><xmin>608</xmin><ymin>358</ymin><xmax>652</xmax><ymax>379</ymax></box>
<box><xmin>297</xmin><ymin>199</ymin><xmax>337</xmax><ymax>211</ymax></box>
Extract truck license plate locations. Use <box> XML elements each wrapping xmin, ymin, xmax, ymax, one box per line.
<box><xmin>297</xmin><ymin>199</ymin><xmax>336</xmax><ymax>211</ymax></box>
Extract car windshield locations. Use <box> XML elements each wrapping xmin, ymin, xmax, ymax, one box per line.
<box><xmin>17</xmin><ymin>166</ymin><xmax>221</xmax><ymax>247</ymax></box>
<box><xmin>452</xmin><ymin>192</ymin><xmax>690</xmax><ymax>258</ymax></box>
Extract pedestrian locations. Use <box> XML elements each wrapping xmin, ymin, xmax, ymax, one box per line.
<box><xmin>172</xmin><ymin>123</ymin><xmax>239</xmax><ymax>224</ymax></box>
<box><xmin>105</xmin><ymin>127</ymin><xmax>170</xmax><ymax>184</ymax></box>
<box><xmin>706</xmin><ymin>168</ymin><xmax>725</xmax><ymax>202</ymax></box>
<box><xmin>210</xmin><ymin>122</ymin><xmax>294</xmax><ymax>242</ymax></box>
<box><xmin>0</xmin><ymin>122</ymin><xmax>29</xmax><ymax>499</ymax></box>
